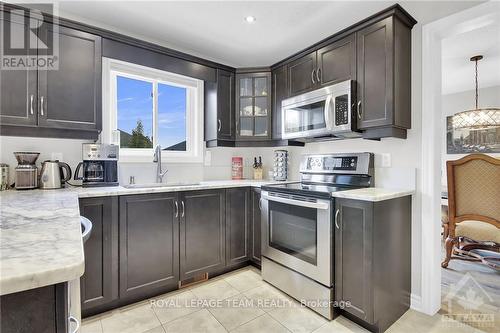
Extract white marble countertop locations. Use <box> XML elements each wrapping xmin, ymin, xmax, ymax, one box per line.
<box><xmin>331</xmin><ymin>187</ymin><xmax>414</xmax><ymax>202</ymax></box>
<box><xmin>73</xmin><ymin>179</ymin><xmax>293</xmax><ymax>198</ymax></box>
<box><xmin>0</xmin><ymin>179</ymin><xmax>290</xmax><ymax>295</ymax></box>
<box><xmin>0</xmin><ymin>180</ymin><xmax>412</xmax><ymax>295</ymax></box>
<box><xmin>0</xmin><ymin>190</ymin><xmax>84</xmax><ymax>296</ymax></box>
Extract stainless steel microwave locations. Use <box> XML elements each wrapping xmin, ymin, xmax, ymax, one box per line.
<box><xmin>281</xmin><ymin>80</ymin><xmax>359</xmax><ymax>140</ymax></box>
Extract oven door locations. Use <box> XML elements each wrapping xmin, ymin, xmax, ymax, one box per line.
<box><xmin>261</xmin><ymin>191</ymin><xmax>333</xmax><ymax>286</ymax></box>
<box><xmin>281</xmin><ymin>94</ymin><xmax>334</xmax><ymax>140</ymax></box>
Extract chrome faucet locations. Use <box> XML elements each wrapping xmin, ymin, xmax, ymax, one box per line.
<box><xmin>153</xmin><ymin>145</ymin><xmax>168</xmax><ymax>183</ymax></box>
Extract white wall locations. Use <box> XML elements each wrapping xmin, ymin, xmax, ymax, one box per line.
<box><xmin>0</xmin><ymin>136</ymin><xmax>299</xmax><ymax>185</ymax></box>
<box><xmin>441</xmin><ymin>85</ymin><xmax>500</xmax><ymax>186</ymax></box>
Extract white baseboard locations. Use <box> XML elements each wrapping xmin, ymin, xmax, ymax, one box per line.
<box><xmin>410</xmin><ymin>293</ymin><xmax>423</xmax><ymax>313</ymax></box>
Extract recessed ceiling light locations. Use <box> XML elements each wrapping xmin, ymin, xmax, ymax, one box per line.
<box><xmin>245</xmin><ymin>16</ymin><xmax>256</xmax><ymax>23</ymax></box>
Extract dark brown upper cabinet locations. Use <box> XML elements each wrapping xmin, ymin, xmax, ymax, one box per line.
<box><xmin>38</xmin><ymin>24</ymin><xmax>101</xmax><ymax>132</ymax></box>
<box><xmin>287</xmin><ymin>51</ymin><xmax>317</xmax><ymax>96</ymax></box>
<box><xmin>287</xmin><ymin>34</ymin><xmax>356</xmax><ymax>97</ymax></box>
<box><xmin>356</xmin><ymin>15</ymin><xmax>412</xmax><ymax>139</ymax></box>
<box><xmin>217</xmin><ymin>69</ymin><xmax>236</xmax><ymax>140</ymax></box>
<box><xmin>271</xmin><ymin>65</ymin><xmax>288</xmax><ymax>141</ymax></box>
<box><xmin>0</xmin><ymin>10</ymin><xmax>37</xmax><ymax>128</ymax></box>
<box><xmin>0</xmin><ymin>9</ymin><xmax>102</xmax><ymax>139</ymax></box>
<box><xmin>235</xmin><ymin>71</ymin><xmax>272</xmax><ymax>141</ymax></box>
<box><xmin>316</xmin><ymin>34</ymin><xmax>356</xmax><ymax>87</ymax></box>
<box><xmin>204</xmin><ymin>69</ymin><xmax>235</xmax><ymax>146</ymax></box>
<box><xmin>275</xmin><ymin>5</ymin><xmax>415</xmax><ymax>140</ymax></box>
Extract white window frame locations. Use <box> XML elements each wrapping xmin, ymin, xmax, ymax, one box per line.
<box><xmin>102</xmin><ymin>58</ymin><xmax>204</xmax><ymax>163</ymax></box>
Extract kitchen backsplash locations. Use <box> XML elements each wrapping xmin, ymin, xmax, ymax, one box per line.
<box><xmin>0</xmin><ymin>136</ymin><xmax>415</xmax><ymax>189</ymax></box>
<box><xmin>0</xmin><ymin>136</ymin><xmax>301</xmax><ymax>185</ymax></box>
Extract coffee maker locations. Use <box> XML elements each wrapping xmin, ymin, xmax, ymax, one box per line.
<box><xmin>13</xmin><ymin>152</ymin><xmax>40</xmax><ymax>190</ymax></box>
<box><xmin>74</xmin><ymin>144</ymin><xmax>119</xmax><ymax>187</ymax></box>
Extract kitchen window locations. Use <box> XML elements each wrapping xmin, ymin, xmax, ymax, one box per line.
<box><xmin>102</xmin><ymin>58</ymin><xmax>204</xmax><ymax>163</ymax></box>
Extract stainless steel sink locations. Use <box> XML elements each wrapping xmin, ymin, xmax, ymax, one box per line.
<box><xmin>123</xmin><ymin>182</ymin><xmax>200</xmax><ymax>189</ymax></box>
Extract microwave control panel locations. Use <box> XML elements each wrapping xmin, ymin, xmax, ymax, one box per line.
<box><xmin>335</xmin><ymin>94</ymin><xmax>349</xmax><ymax>126</ymax></box>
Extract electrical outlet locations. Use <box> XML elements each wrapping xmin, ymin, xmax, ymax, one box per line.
<box><xmin>381</xmin><ymin>153</ymin><xmax>391</xmax><ymax>167</ymax></box>
<box><xmin>52</xmin><ymin>152</ymin><xmax>63</xmax><ymax>161</ymax></box>
<box><xmin>204</xmin><ymin>151</ymin><xmax>211</xmax><ymax>166</ymax></box>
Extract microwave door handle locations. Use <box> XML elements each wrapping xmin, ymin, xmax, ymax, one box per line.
<box><xmin>324</xmin><ymin>95</ymin><xmax>333</xmax><ymax>130</ymax></box>
<box><xmin>261</xmin><ymin>192</ymin><xmax>329</xmax><ymax>210</ymax></box>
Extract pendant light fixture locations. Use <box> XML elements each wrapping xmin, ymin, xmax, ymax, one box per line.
<box><xmin>452</xmin><ymin>55</ymin><xmax>500</xmax><ymax>130</ymax></box>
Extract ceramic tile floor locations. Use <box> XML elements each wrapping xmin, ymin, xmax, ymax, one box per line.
<box><xmin>82</xmin><ymin>266</ymin><xmax>491</xmax><ymax>333</ymax></box>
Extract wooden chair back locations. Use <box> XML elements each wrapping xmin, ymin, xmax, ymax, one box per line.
<box><xmin>446</xmin><ymin>154</ymin><xmax>500</xmax><ymax>237</ymax></box>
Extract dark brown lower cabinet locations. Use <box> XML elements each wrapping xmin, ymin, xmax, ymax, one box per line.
<box><xmin>226</xmin><ymin>187</ymin><xmax>250</xmax><ymax>267</ymax></box>
<box><xmin>335</xmin><ymin>196</ymin><xmax>411</xmax><ymax>333</ymax></box>
<box><xmin>78</xmin><ymin>187</ymin><xmax>254</xmax><ymax>315</ymax></box>
<box><xmin>250</xmin><ymin>188</ymin><xmax>262</xmax><ymax>265</ymax></box>
<box><xmin>0</xmin><ymin>283</ymin><xmax>68</xmax><ymax>333</ymax></box>
<box><xmin>119</xmin><ymin>193</ymin><xmax>179</xmax><ymax>301</ymax></box>
<box><xmin>179</xmin><ymin>189</ymin><xmax>226</xmax><ymax>280</ymax></box>
<box><xmin>79</xmin><ymin>196</ymin><xmax>118</xmax><ymax>315</ymax></box>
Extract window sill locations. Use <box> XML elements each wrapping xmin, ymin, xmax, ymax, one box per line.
<box><xmin>118</xmin><ymin>154</ymin><xmax>203</xmax><ymax>164</ymax></box>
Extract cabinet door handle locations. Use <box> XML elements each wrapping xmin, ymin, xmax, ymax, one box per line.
<box><xmin>218</xmin><ymin>119</ymin><xmax>222</xmax><ymax>132</ymax></box>
<box><xmin>357</xmin><ymin>101</ymin><xmax>362</xmax><ymax>120</ymax></box>
<box><xmin>175</xmin><ymin>201</ymin><xmax>179</xmax><ymax>218</ymax></box>
<box><xmin>316</xmin><ymin>68</ymin><xmax>321</xmax><ymax>83</ymax></box>
<box><xmin>258</xmin><ymin>198</ymin><xmax>263</xmax><ymax>211</ymax></box>
<box><xmin>311</xmin><ymin>69</ymin><xmax>316</xmax><ymax>84</ymax></box>
<box><xmin>181</xmin><ymin>200</ymin><xmax>185</xmax><ymax>218</ymax></box>
<box><xmin>29</xmin><ymin>95</ymin><xmax>34</xmax><ymax>115</ymax></box>
<box><xmin>335</xmin><ymin>209</ymin><xmax>340</xmax><ymax>229</ymax></box>
<box><xmin>40</xmin><ymin>96</ymin><xmax>45</xmax><ymax>116</ymax></box>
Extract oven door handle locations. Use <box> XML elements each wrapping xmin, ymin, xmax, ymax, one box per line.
<box><xmin>261</xmin><ymin>193</ymin><xmax>329</xmax><ymax>210</ymax></box>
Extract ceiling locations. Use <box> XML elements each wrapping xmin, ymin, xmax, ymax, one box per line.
<box><xmin>441</xmin><ymin>9</ymin><xmax>500</xmax><ymax>95</ymax></box>
<box><xmin>30</xmin><ymin>0</ymin><xmax>483</xmax><ymax>68</ymax></box>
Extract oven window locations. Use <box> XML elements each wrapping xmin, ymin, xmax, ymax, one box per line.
<box><xmin>284</xmin><ymin>101</ymin><xmax>326</xmax><ymax>134</ymax></box>
<box><xmin>268</xmin><ymin>201</ymin><xmax>317</xmax><ymax>265</ymax></box>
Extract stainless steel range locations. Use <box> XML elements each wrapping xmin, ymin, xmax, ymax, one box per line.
<box><xmin>260</xmin><ymin>152</ymin><xmax>374</xmax><ymax>319</ymax></box>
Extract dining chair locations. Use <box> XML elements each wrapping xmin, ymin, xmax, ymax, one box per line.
<box><xmin>442</xmin><ymin>154</ymin><xmax>500</xmax><ymax>269</ymax></box>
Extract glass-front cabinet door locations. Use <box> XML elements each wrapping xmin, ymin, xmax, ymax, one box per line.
<box><xmin>236</xmin><ymin>72</ymin><xmax>272</xmax><ymax>140</ymax></box>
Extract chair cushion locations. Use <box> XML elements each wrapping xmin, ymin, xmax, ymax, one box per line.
<box><xmin>455</xmin><ymin>220</ymin><xmax>500</xmax><ymax>243</ymax></box>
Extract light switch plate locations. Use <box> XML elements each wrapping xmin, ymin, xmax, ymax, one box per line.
<box><xmin>381</xmin><ymin>153</ymin><xmax>391</xmax><ymax>167</ymax></box>
<box><xmin>52</xmin><ymin>152</ymin><xmax>63</xmax><ymax>161</ymax></box>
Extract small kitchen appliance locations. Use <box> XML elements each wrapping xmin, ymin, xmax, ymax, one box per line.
<box><xmin>260</xmin><ymin>152</ymin><xmax>374</xmax><ymax>319</ymax></box>
<box><xmin>74</xmin><ymin>144</ymin><xmax>119</xmax><ymax>187</ymax></box>
<box><xmin>281</xmin><ymin>80</ymin><xmax>359</xmax><ymax>140</ymax></box>
<box><xmin>0</xmin><ymin>164</ymin><xmax>9</xmax><ymax>191</ymax></box>
<box><xmin>39</xmin><ymin>160</ymin><xmax>72</xmax><ymax>189</ymax></box>
<box><xmin>13</xmin><ymin>152</ymin><xmax>40</xmax><ymax>190</ymax></box>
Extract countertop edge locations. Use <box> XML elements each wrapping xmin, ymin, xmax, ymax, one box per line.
<box><xmin>0</xmin><ymin>258</ymin><xmax>85</xmax><ymax>296</ymax></box>
<box><xmin>331</xmin><ymin>188</ymin><xmax>415</xmax><ymax>202</ymax></box>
